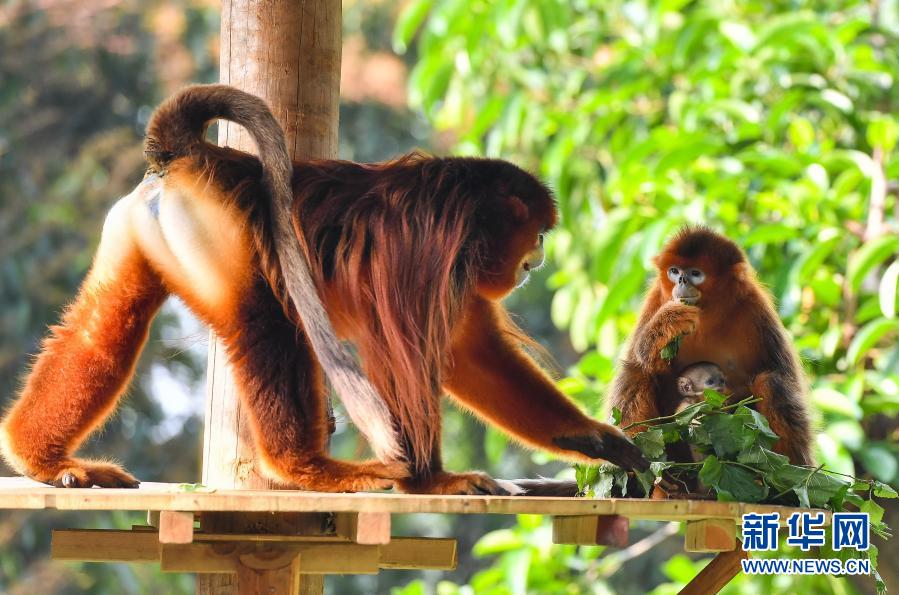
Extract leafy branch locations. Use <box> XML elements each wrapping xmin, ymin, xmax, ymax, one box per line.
<box><xmin>576</xmin><ymin>390</ymin><xmax>897</xmax><ymax>593</ymax></box>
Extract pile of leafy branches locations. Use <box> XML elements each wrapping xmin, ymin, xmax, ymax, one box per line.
<box><xmin>575</xmin><ymin>391</ymin><xmax>896</xmax><ymax>591</ymax></box>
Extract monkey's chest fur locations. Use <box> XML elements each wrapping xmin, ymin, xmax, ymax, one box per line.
<box><xmin>670</xmin><ymin>320</ymin><xmax>756</xmax><ymax>400</ymax></box>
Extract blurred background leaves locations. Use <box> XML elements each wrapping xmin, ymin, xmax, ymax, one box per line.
<box><xmin>400</xmin><ymin>0</ymin><xmax>898</xmax><ymax>592</ymax></box>
<box><xmin>0</xmin><ymin>0</ymin><xmax>897</xmax><ymax>593</ymax></box>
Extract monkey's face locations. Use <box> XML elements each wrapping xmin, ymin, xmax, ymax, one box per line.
<box><xmin>677</xmin><ymin>364</ymin><xmax>728</xmax><ymax>398</ymax></box>
<box><xmin>666</xmin><ymin>265</ymin><xmax>705</xmax><ymax>305</ymax></box>
<box><xmin>515</xmin><ymin>233</ymin><xmax>546</xmax><ymax>288</ymax></box>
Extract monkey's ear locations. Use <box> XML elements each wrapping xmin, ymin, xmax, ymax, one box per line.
<box><xmin>731</xmin><ymin>262</ymin><xmax>754</xmax><ymax>283</ymax></box>
<box><xmin>505</xmin><ymin>196</ymin><xmax>530</xmax><ymax>222</ymax></box>
<box><xmin>677</xmin><ymin>377</ymin><xmax>693</xmax><ymax>395</ymax></box>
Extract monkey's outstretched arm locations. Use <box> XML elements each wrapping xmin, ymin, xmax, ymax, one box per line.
<box><xmin>444</xmin><ymin>298</ymin><xmax>648</xmax><ymax>471</ymax></box>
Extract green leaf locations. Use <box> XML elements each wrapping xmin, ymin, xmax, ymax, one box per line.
<box><xmin>847</xmin><ymin>235</ymin><xmax>899</xmax><ymax>294</ymax></box>
<box><xmin>700</xmin><ymin>414</ymin><xmax>749</xmax><ymax>457</ymax></box>
<box><xmin>880</xmin><ymin>260</ymin><xmax>899</xmax><ymax>318</ymax></box>
<box><xmin>770</xmin><ymin>466</ymin><xmax>848</xmax><ymax>508</ymax></box>
<box><xmin>873</xmin><ymin>482</ymin><xmax>898</xmax><ymax>498</ymax></box>
<box><xmin>702</xmin><ymin>390</ymin><xmax>727</xmax><ymax>408</ymax></box>
<box><xmin>634</xmin><ymin>427</ymin><xmax>666</xmax><ymax>459</ymax></box>
<box><xmin>611</xmin><ymin>406</ymin><xmax>623</xmax><ymax>426</ymax></box>
<box><xmin>392</xmin><ymin>0</ymin><xmax>434</xmax><ymax>53</ymax></box>
<box><xmin>699</xmin><ymin>455</ymin><xmax>723</xmax><ymax>486</ymax></box>
<box><xmin>594</xmin><ymin>470</ymin><xmax>615</xmax><ymax>498</ymax></box>
<box><xmin>858</xmin><ymin>443</ymin><xmax>899</xmax><ymax>483</ymax></box>
<box><xmin>860</xmin><ymin>499</ymin><xmax>885</xmax><ymax>525</ymax></box>
<box><xmin>846</xmin><ymin>318</ymin><xmax>899</xmax><ymax>366</ymax></box>
<box><xmin>634</xmin><ymin>469</ymin><xmax>655</xmax><ymax>497</ymax></box>
<box><xmin>660</xmin><ymin>335</ymin><xmax>681</xmax><ymax>360</ymax></box>
<box><xmin>674</xmin><ymin>402</ymin><xmax>704</xmax><ymax>425</ymax></box>
<box><xmin>867</xmin><ymin>116</ymin><xmax>899</xmax><ymax>152</ymax></box>
<box><xmin>737</xmin><ymin>446</ymin><xmax>790</xmax><ymax>472</ymax></box>
<box><xmin>718</xmin><ymin>464</ymin><xmax>768</xmax><ymax>502</ymax></box>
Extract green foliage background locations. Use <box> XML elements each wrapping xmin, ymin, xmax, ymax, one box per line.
<box><xmin>395</xmin><ymin>0</ymin><xmax>899</xmax><ymax>592</ymax></box>
<box><xmin>0</xmin><ymin>0</ymin><xmax>897</xmax><ymax>593</ymax></box>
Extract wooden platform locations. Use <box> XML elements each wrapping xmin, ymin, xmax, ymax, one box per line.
<box><xmin>0</xmin><ymin>476</ymin><xmax>809</xmax><ymax>519</ymax></box>
<box><xmin>0</xmin><ymin>477</ymin><xmax>826</xmax><ymax>594</ymax></box>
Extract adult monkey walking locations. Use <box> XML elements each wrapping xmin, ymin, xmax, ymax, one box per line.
<box><xmin>1</xmin><ymin>85</ymin><xmax>648</xmax><ymax>494</ymax></box>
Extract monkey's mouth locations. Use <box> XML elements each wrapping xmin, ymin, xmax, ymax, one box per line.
<box><xmin>678</xmin><ymin>296</ymin><xmax>700</xmax><ymax>305</ymax></box>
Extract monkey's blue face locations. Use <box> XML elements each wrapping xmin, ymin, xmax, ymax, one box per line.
<box><xmin>666</xmin><ymin>265</ymin><xmax>705</xmax><ymax>305</ymax></box>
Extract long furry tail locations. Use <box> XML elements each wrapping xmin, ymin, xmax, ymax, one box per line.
<box><xmin>144</xmin><ymin>84</ymin><xmax>402</xmax><ymax>462</ymax></box>
<box><xmin>496</xmin><ymin>477</ymin><xmax>580</xmax><ymax>497</ymax></box>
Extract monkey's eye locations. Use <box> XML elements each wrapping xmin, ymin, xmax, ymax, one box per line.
<box><xmin>689</xmin><ymin>269</ymin><xmax>705</xmax><ymax>284</ymax></box>
<box><xmin>667</xmin><ymin>267</ymin><xmax>680</xmax><ymax>282</ymax></box>
<box><xmin>538</xmin><ymin>233</ymin><xmax>544</xmax><ymax>246</ymax></box>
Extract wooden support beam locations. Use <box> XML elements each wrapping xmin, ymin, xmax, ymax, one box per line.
<box><xmin>51</xmin><ymin>529</ymin><xmax>456</xmax><ymax>575</ymax></box>
<box><xmin>380</xmin><ymin>537</ymin><xmax>457</xmax><ymax>570</ymax></box>
<box><xmin>53</xmin><ymin>529</ymin><xmax>160</xmax><ymax>563</ymax></box>
<box><xmin>159</xmin><ymin>511</ymin><xmax>195</xmax><ymax>544</ymax></box>
<box><xmin>161</xmin><ymin>543</ymin><xmax>380</xmax><ymax>574</ymax></box>
<box><xmin>334</xmin><ymin>512</ymin><xmax>392</xmax><ymax>545</ymax></box>
<box><xmin>552</xmin><ymin>515</ymin><xmax>629</xmax><ymax>547</ymax></box>
<box><xmin>235</xmin><ymin>551</ymin><xmax>302</xmax><ymax>595</ymax></box>
<box><xmin>679</xmin><ymin>547</ymin><xmax>748</xmax><ymax>595</ymax></box>
<box><xmin>684</xmin><ymin>519</ymin><xmax>736</xmax><ymax>552</ymax></box>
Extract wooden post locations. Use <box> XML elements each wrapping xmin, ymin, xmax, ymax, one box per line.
<box><xmin>200</xmin><ymin>0</ymin><xmax>342</xmax><ymax>593</ymax></box>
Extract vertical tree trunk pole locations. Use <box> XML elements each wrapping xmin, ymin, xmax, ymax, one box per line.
<box><xmin>198</xmin><ymin>1</ymin><xmax>341</xmax><ymax>593</ymax></box>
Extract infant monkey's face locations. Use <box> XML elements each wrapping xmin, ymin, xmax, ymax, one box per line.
<box><xmin>676</xmin><ymin>362</ymin><xmax>727</xmax><ymax>398</ymax></box>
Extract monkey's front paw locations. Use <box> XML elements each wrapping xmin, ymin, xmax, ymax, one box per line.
<box><xmin>553</xmin><ymin>425</ymin><xmax>650</xmax><ymax>471</ymax></box>
<box><xmin>399</xmin><ymin>471</ymin><xmax>510</xmax><ymax>495</ymax></box>
<box><xmin>51</xmin><ymin>460</ymin><xmax>140</xmax><ymax>488</ymax></box>
<box><xmin>661</xmin><ymin>302</ymin><xmax>700</xmax><ymax>337</ymax></box>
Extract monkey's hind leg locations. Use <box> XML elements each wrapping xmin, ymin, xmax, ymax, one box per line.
<box><xmin>750</xmin><ymin>372</ymin><xmax>815</xmax><ymax>466</ymax></box>
<box><xmin>221</xmin><ymin>281</ymin><xmax>407</xmax><ymax>493</ymax></box>
<box><xmin>608</xmin><ymin>360</ymin><xmax>663</xmax><ymax>436</ymax></box>
<box><xmin>0</xmin><ymin>228</ymin><xmax>168</xmax><ymax>488</ymax></box>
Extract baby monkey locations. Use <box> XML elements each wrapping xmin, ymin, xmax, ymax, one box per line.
<box><xmin>676</xmin><ymin>361</ymin><xmax>729</xmax><ymax>406</ymax></box>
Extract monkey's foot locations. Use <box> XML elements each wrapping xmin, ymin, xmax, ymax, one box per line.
<box><xmin>398</xmin><ymin>471</ymin><xmax>510</xmax><ymax>496</ymax></box>
<box><xmin>39</xmin><ymin>459</ymin><xmax>140</xmax><ymax>488</ymax></box>
<box><xmin>278</xmin><ymin>458</ymin><xmax>409</xmax><ymax>492</ymax></box>
<box><xmin>553</xmin><ymin>424</ymin><xmax>650</xmax><ymax>471</ymax></box>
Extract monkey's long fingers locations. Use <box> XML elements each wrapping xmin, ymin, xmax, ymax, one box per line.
<box><xmin>553</xmin><ymin>431</ymin><xmax>650</xmax><ymax>472</ymax></box>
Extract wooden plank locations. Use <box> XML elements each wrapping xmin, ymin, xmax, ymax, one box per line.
<box><xmin>0</xmin><ymin>478</ymin><xmax>830</xmax><ymax>522</ymax></box>
<box><xmin>158</xmin><ymin>510</ymin><xmax>195</xmax><ymax>544</ymax></box>
<box><xmin>380</xmin><ymin>538</ymin><xmax>457</xmax><ymax>570</ymax></box>
<box><xmin>334</xmin><ymin>512</ymin><xmax>391</xmax><ymax>544</ymax></box>
<box><xmin>679</xmin><ymin>548</ymin><xmax>748</xmax><ymax>595</ymax></box>
<box><xmin>552</xmin><ymin>515</ymin><xmax>629</xmax><ymax>546</ymax></box>
<box><xmin>52</xmin><ymin>529</ymin><xmax>159</xmax><ymax>562</ymax></box>
<box><xmin>684</xmin><ymin>519</ymin><xmax>736</xmax><ymax>552</ymax></box>
<box><xmin>161</xmin><ymin>542</ymin><xmax>380</xmax><ymax>575</ymax></box>
<box><xmin>52</xmin><ymin>529</ymin><xmax>454</xmax><ymax>574</ymax></box>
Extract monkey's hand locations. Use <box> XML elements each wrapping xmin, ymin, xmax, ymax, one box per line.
<box><xmin>634</xmin><ymin>301</ymin><xmax>699</xmax><ymax>371</ymax></box>
<box><xmin>553</xmin><ymin>423</ymin><xmax>650</xmax><ymax>471</ymax></box>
